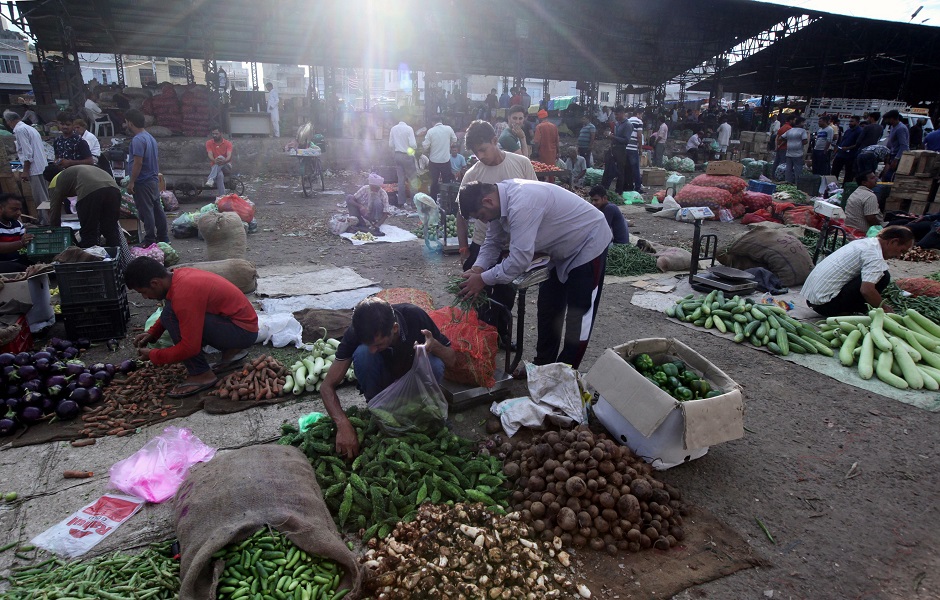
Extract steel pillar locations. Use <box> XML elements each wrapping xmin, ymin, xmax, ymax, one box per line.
<box><xmin>615</xmin><ymin>83</ymin><xmax>624</xmax><ymax>106</ymax></box>
<box><xmin>184</xmin><ymin>58</ymin><xmax>195</xmax><ymax>85</ymax></box>
<box><xmin>250</xmin><ymin>62</ymin><xmax>259</xmax><ymax>90</ymax></box>
<box><xmin>114</xmin><ymin>54</ymin><xmax>125</xmax><ymax>87</ymax></box>
<box><xmin>502</xmin><ymin>76</ymin><xmax>509</xmax><ymax>94</ymax></box>
<box><xmin>202</xmin><ymin>51</ymin><xmax>222</xmax><ymax>131</ymax></box>
<box><xmin>58</xmin><ymin>19</ymin><xmax>86</xmax><ymax>109</ymax></box>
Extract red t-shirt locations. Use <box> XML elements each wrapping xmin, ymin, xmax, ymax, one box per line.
<box><xmin>206</xmin><ymin>138</ymin><xmax>233</xmax><ymax>165</ymax></box>
<box><xmin>147</xmin><ymin>268</ymin><xmax>258</xmax><ymax>365</ymax></box>
<box><xmin>510</xmin><ymin>94</ymin><xmax>522</xmax><ymax>107</ymax></box>
<box><xmin>775</xmin><ymin>124</ymin><xmax>792</xmax><ymax>151</ymax></box>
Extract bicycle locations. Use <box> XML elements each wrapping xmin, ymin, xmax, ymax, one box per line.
<box><xmin>175</xmin><ymin>164</ymin><xmax>245</xmax><ymax>200</ymax></box>
<box><xmin>298</xmin><ymin>154</ymin><xmax>325</xmax><ymax>197</ymax></box>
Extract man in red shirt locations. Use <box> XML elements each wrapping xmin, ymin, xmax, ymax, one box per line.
<box><xmin>772</xmin><ymin>113</ymin><xmax>792</xmax><ymax>176</ymax></box>
<box><xmin>126</xmin><ymin>257</ymin><xmax>258</xmax><ymax>398</ymax></box>
<box><xmin>205</xmin><ymin>128</ymin><xmax>233</xmax><ymax>197</ymax></box>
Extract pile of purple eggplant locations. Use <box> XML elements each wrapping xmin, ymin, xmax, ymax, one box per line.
<box><xmin>0</xmin><ymin>337</ymin><xmax>137</xmax><ymax>436</ymax></box>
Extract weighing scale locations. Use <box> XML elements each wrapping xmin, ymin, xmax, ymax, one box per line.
<box><xmin>810</xmin><ymin>199</ymin><xmax>848</xmax><ymax>264</ymax></box>
<box><xmin>437</xmin><ymin>182</ymin><xmax>462</xmax><ymax>255</ymax></box>
<box><xmin>441</xmin><ymin>265</ymin><xmax>550</xmax><ymax>412</ymax></box>
<box><xmin>683</xmin><ymin>206</ymin><xmax>759</xmax><ymax>296</ymax></box>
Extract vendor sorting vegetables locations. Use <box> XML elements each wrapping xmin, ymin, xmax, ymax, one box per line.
<box><xmin>345</xmin><ymin>173</ymin><xmax>390</xmax><ymax>237</ymax></box>
<box><xmin>125</xmin><ymin>257</ymin><xmax>259</xmax><ymax>398</ymax></box>
<box><xmin>0</xmin><ymin>194</ymin><xmax>33</xmax><ymax>274</ymax></box>
<box><xmin>320</xmin><ymin>297</ymin><xmax>456</xmax><ymax>458</ymax></box>
<box><xmin>588</xmin><ymin>184</ymin><xmax>629</xmax><ymax>244</ymax></box>
<box><xmin>801</xmin><ymin>226</ymin><xmax>914</xmax><ymax>317</ymax></box>
<box><xmin>458</xmin><ymin>179</ymin><xmax>611</xmax><ymax>372</ymax></box>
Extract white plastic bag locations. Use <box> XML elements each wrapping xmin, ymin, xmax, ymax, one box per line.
<box><xmin>256</xmin><ymin>313</ymin><xmax>305</xmax><ymax>348</ymax></box>
<box><xmin>412</xmin><ymin>193</ymin><xmax>440</xmax><ymax>228</ymax></box>
<box><xmin>328</xmin><ymin>214</ymin><xmax>358</xmax><ymax>235</ymax></box>
<box><xmin>31</xmin><ymin>494</ymin><xmax>145</xmax><ymax>557</ymax></box>
<box><xmin>523</xmin><ymin>361</ymin><xmax>586</xmax><ymax>425</ymax></box>
<box><xmin>108</xmin><ymin>427</ymin><xmax>216</xmax><ymax>503</ymax></box>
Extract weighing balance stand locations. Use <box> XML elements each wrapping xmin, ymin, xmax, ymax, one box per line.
<box><xmin>811</xmin><ymin>199</ymin><xmax>848</xmax><ymax>264</ymax></box>
<box><xmin>441</xmin><ymin>266</ymin><xmax>550</xmax><ymax>411</ymax></box>
<box><xmin>684</xmin><ymin>207</ymin><xmax>758</xmax><ymax>295</ymax></box>
<box><xmin>437</xmin><ymin>182</ymin><xmax>462</xmax><ymax>255</ymax></box>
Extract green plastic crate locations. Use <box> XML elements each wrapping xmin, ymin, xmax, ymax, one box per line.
<box><xmin>26</xmin><ymin>227</ymin><xmax>73</xmax><ymax>261</ymax></box>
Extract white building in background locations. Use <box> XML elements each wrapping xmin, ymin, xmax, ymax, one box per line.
<box><xmin>217</xmin><ymin>62</ymin><xmax>250</xmax><ymax>91</ymax></box>
<box><xmin>79</xmin><ymin>53</ymin><xmax>118</xmax><ymax>86</ymax></box>
<box><xmin>0</xmin><ymin>29</ymin><xmax>33</xmax><ymax>100</ymax></box>
<box><xmin>77</xmin><ymin>54</ymin><xmax>208</xmax><ymax>88</ymax></box>
<box><xmin>261</xmin><ymin>64</ymin><xmax>307</xmax><ymax>99</ymax></box>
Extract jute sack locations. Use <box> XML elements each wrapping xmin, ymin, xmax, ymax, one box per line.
<box><xmin>174</xmin><ymin>445</ymin><xmax>362</xmax><ymax>600</ymax></box>
<box><xmin>173</xmin><ymin>259</ymin><xmax>257</xmax><ymax>293</ymax></box>
<box><xmin>198</xmin><ymin>212</ymin><xmax>246</xmax><ymax>261</ymax></box>
<box><xmin>717</xmin><ymin>228</ymin><xmax>813</xmax><ymax>286</ymax></box>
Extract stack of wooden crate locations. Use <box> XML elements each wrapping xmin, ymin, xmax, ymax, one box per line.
<box><xmin>736</xmin><ymin>131</ymin><xmax>773</xmax><ymax>161</ymax></box>
<box><xmin>886</xmin><ymin>151</ymin><xmax>940</xmax><ymax>215</ymax></box>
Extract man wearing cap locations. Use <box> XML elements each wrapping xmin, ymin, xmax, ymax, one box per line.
<box><xmin>346</xmin><ymin>174</ymin><xmax>390</xmax><ymax>237</ymax></box>
<box><xmin>532</xmin><ymin>110</ymin><xmax>560</xmax><ymax>168</ymax></box>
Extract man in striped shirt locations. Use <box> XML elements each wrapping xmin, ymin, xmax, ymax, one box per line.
<box><xmin>0</xmin><ymin>194</ymin><xmax>33</xmax><ymax>274</ymax></box>
<box><xmin>801</xmin><ymin>226</ymin><xmax>913</xmax><ymax>316</ymax></box>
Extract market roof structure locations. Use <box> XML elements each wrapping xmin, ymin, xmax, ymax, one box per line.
<box><xmin>16</xmin><ymin>0</ymin><xmax>799</xmax><ymax>85</ymax></box>
<box><xmin>689</xmin><ymin>16</ymin><xmax>940</xmax><ymax>102</ymax></box>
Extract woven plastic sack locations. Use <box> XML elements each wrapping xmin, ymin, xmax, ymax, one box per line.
<box><xmin>675</xmin><ymin>184</ymin><xmax>733</xmax><ymax>219</ymax></box>
<box><xmin>198</xmin><ymin>212</ymin><xmax>247</xmax><ymax>261</ymax></box>
<box><xmin>130</xmin><ymin>243</ymin><xmax>165</xmax><ymax>263</ymax></box>
<box><xmin>158</xmin><ymin>242</ymin><xmax>179</xmax><ymax>266</ymax></box>
<box><xmin>375</xmin><ymin>288</ymin><xmax>434</xmax><ymax>312</ymax></box>
<box><xmin>366</xmin><ymin>345</ymin><xmax>448</xmax><ymax>435</ymax></box>
<box><xmin>216</xmin><ymin>194</ymin><xmax>255</xmax><ymax>223</ymax></box>
<box><xmin>897</xmin><ymin>278</ymin><xmax>940</xmax><ymax>297</ymax></box>
<box><xmin>412</xmin><ymin>193</ymin><xmax>440</xmax><ymax>228</ymax></box>
<box><xmin>690</xmin><ymin>174</ymin><xmax>747</xmax><ymax>195</ymax></box>
<box><xmin>429</xmin><ymin>306</ymin><xmax>498</xmax><ymax>388</ymax></box>
<box><xmin>742</xmin><ymin>191</ymin><xmax>773</xmax><ymax>213</ymax></box>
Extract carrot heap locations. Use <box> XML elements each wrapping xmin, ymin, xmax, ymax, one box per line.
<box><xmin>208</xmin><ymin>355</ymin><xmax>288</xmax><ymax>401</ymax></box>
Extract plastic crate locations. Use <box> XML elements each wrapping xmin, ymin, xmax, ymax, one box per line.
<box><xmin>26</xmin><ymin>227</ymin><xmax>73</xmax><ymax>261</ymax></box>
<box><xmin>61</xmin><ymin>297</ymin><xmax>129</xmax><ymax>342</ymax></box>
<box><xmin>54</xmin><ymin>247</ymin><xmax>124</xmax><ymax>306</ymax></box>
<box><xmin>747</xmin><ymin>180</ymin><xmax>777</xmax><ymax>195</ymax></box>
<box><xmin>797</xmin><ymin>174</ymin><xmax>823</xmax><ymax>197</ymax></box>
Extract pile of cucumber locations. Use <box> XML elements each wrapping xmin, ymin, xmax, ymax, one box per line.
<box><xmin>666</xmin><ymin>291</ymin><xmax>830</xmax><ymax>356</ymax></box>
<box><xmin>284</xmin><ymin>336</ymin><xmax>355</xmax><ymax>395</ymax></box>
<box><xmin>821</xmin><ymin>307</ymin><xmax>940</xmax><ymax>390</ymax></box>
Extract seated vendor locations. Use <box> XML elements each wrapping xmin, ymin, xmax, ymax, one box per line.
<box><xmin>801</xmin><ymin>226</ymin><xmax>914</xmax><ymax>317</ymax></box>
<box><xmin>346</xmin><ymin>173</ymin><xmax>391</xmax><ymax>237</ymax></box>
<box><xmin>588</xmin><ymin>184</ymin><xmax>629</xmax><ymax>244</ymax></box>
<box><xmin>319</xmin><ymin>297</ymin><xmax>456</xmax><ymax>458</ymax></box>
<box><xmin>126</xmin><ymin>257</ymin><xmax>259</xmax><ymax>398</ymax></box>
<box><xmin>843</xmin><ymin>172</ymin><xmax>882</xmax><ymax>233</ymax></box>
<box><xmin>0</xmin><ymin>194</ymin><xmax>33</xmax><ymax>274</ymax></box>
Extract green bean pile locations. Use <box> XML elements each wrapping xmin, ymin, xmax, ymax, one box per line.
<box><xmin>445</xmin><ymin>276</ymin><xmax>490</xmax><ymax>312</ymax></box>
<box><xmin>882</xmin><ymin>283</ymin><xmax>940</xmax><ymax>324</ymax></box>
<box><xmin>2</xmin><ymin>541</ymin><xmax>179</xmax><ymax>600</ymax></box>
<box><xmin>799</xmin><ymin>231</ymin><xmax>847</xmax><ymax>256</ymax></box>
<box><xmin>213</xmin><ymin>528</ymin><xmax>348</xmax><ymax>600</ymax></box>
<box><xmin>606</xmin><ymin>243</ymin><xmax>660</xmax><ymax>276</ymax></box>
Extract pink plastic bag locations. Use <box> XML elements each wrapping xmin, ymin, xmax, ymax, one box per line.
<box><xmin>108</xmin><ymin>427</ymin><xmax>217</xmax><ymax>503</ymax></box>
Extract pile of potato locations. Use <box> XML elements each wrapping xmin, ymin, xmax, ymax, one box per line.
<box><xmin>503</xmin><ymin>426</ymin><xmax>687</xmax><ymax>555</ymax></box>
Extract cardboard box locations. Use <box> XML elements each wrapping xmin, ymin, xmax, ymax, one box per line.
<box><xmin>585</xmin><ymin>338</ymin><xmax>744</xmax><ymax>469</ymax></box>
<box><xmin>642</xmin><ymin>168</ymin><xmax>667</xmax><ymax>187</ymax></box>
<box><xmin>0</xmin><ymin>273</ymin><xmax>54</xmax><ymax>332</ymax></box>
<box><xmin>705</xmin><ymin>161</ymin><xmax>743</xmax><ymax>177</ymax></box>
<box><xmin>739</xmin><ymin>131</ymin><xmax>755</xmax><ymax>143</ymax></box>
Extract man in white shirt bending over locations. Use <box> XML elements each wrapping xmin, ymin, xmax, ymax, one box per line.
<box><xmin>801</xmin><ymin>226</ymin><xmax>913</xmax><ymax>317</ymax></box>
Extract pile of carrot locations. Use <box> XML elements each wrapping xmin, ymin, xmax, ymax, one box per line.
<box><xmin>208</xmin><ymin>355</ymin><xmax>288</xmax><ymax>401</ymax></box>
<box><xmin>79</xmin><ymin>363</ymin><xmax>187</xmax><ymax>438</ymax></box>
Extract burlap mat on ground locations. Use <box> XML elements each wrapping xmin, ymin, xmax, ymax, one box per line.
<box><xmin>293</xmin><ymin>308</ymin><xmax>353</xmax><ymax>342</ymax></box>
<box><xmin>174</xmin><ymin>445</ymin><xmax>362</xmax><ymax>600</ymax></box>
<box><xmin>578</xmin><ymin>505</ymin><xmax>766</xmax><ymax>597</ymax></box>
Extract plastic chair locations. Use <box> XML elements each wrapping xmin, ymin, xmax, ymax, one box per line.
<box><xmin>93</xmin><ymin>114</ymin><xmax>114</xmax><ymax>138</ymax></box>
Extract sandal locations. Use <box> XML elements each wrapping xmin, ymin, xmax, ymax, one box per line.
<box><xmin>209</xmin><ymin>349</ymin><xmax>249</xmax><ymax>373</ymax></box>
<box><xmin>168</xmin><ymin>379</ymin><xmax>219</xmax><ymax>399</ymax></box>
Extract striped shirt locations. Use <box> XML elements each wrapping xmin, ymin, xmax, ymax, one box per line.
<box><xmin>626</xmin><ymin>117</ymin><xmax>643</xmax><ymax>152</ymax></box>
<box><xmin>0</xmin><ymin>218</ymin><xmax>25</xmax><ymax>262</ymax></box>
<box><xmin>801</xmin><ymin>237</ymin><xmax>887</xmax><ymax>305</ymax></box>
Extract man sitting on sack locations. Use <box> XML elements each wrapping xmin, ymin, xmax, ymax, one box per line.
<box><xmin>319</xmin><ymin>296</ymin><xmax>455</xmax><ymax>458</ymax></box>
<box><xmin>126</xmin><ymin>257</ymin><xmax>258</xmax><ymax>398</ymax></box>
<box><xmin>346</xmin><ymin>173</ymin><xmax>390</xmax><ymax>237</ymax></box>
<box><xmin>801</xmin><ymin>226</ymin><xmax>913</xmax><ymax>317</ymax></box>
